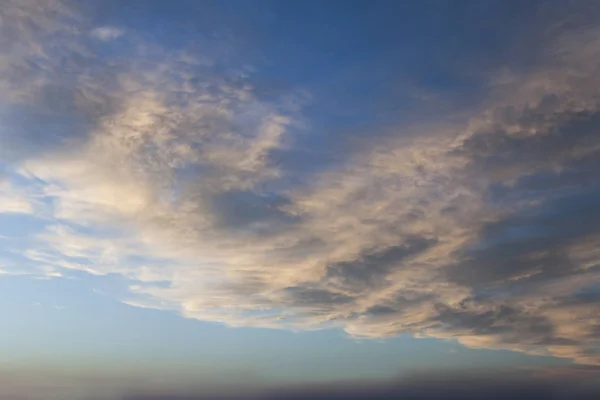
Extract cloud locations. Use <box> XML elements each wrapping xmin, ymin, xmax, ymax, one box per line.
<box><xmin>1</xmin><ymin>0</ymin><xmax>600</xmax><ymax>366</ymax></box>
<box><xmin>0</xmin><ymin>0</ymin><xmax>81</xmax><ymax>108</ymax></box>
<box><xmin>0</xmin><ymin>193</ymin><xmax>33</xmax><ymax>214</ymax></box>
<box><xmin>90</xmin><ymin>26</ymin><xmax>125</xmax><ymax>41</ymax></box>
<box><xmin>0</xmin><ymin>181</ymin><xmax>35</xmax><ymax>214</ymax></box>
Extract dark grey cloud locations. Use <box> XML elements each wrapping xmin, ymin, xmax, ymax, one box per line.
<box><xmin>281</xmin><ymin>286</ymin><xmax>354</xmax><ymax>307</ymax></box>
<box><xmin>207</xmin><ymin>190</ymin><xmax>298</xmax><ymax>236</ymax></box>
<box><xmin>460</xmin><ymin>109</ymin><xmax>600</xmax><ymax>186</ymax></box>
<box><xmin>324</xmin><ymin>237</ymin><xmax>437</xmax><ymax>293</ymax></box>
<box><xmin>431</xmin><ymin>301</ymin><xmax>571</xmax><ymax>347</ymax></box>
<box><xmin>448</xmin><ymin>187</ymin><xmax>600</xmax><ymax>287</ymax></box>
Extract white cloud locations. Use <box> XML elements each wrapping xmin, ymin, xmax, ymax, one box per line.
<box><xmin>0</xmin><ymin>193</ymin><xmax>33</xmax><ymax>214</ymax></box>
<box><xmin>90</xmin><ymin>26</ymin><xmax>125</xmax><ymax>41</ymax></box>
<box><xmin>0</xmin><ymin>182</ymin><xmax>34</xmax><ymax>214</ymax></box>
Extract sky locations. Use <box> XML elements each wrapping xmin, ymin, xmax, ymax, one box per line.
<box><xmin>1</xmin><ymin>0</ymin><xmax>600</xmax><ymax>399</ymax></box>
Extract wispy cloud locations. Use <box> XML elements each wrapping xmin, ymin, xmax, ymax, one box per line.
<box><xmin>0</xmin><ymin>181</ymin><xmax>35</xmax><ymax>214</ymax></box>
<box><xmin>90</xmin><ymin>26</ymin><xmax>125</xmax><ymax>41</ymax></box>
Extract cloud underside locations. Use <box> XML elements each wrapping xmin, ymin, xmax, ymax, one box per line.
<box><xmin>1</xmin><ymin>0</ymin><xmax>600</xmax><ymax>364</ymax></box>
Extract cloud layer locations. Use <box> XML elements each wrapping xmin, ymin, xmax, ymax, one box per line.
<box><xmin>1</xmin><ymin>0</ymin><xmax>600</xmax><ymax>365</ymax></box>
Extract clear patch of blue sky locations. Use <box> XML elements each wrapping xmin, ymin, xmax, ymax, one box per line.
<box><xmin>0</xmin><ymin>273</ymin><xmax>567</xmax><ymax>384</ymax></box>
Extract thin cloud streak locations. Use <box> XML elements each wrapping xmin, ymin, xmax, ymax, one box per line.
<box><xmin>90</xmin><ymin>26</ymin><xmax>125</xmax><ymax>41</ymax></box>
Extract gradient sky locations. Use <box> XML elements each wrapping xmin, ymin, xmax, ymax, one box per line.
<box><xmin>1</xmin><ymin>1</ymin><xmax>600</xmax><ymax>399</ymax></box>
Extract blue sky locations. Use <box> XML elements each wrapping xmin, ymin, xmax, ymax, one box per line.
<box><xmin>1</xmin><ymin>1</ymin><xmax>600</xmax><ymax>399</ymax></box>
